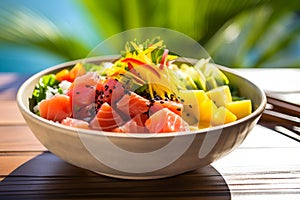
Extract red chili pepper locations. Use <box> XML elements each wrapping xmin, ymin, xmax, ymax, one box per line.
<box><xmin>122</xmin><ymin>58</ymin><xmax>160</xmax><ymax>78</ymax></box>
<box><xmin>121</xmin><ymin>58</ymin><xmax>146</xmax><ymax>66</ymax></box>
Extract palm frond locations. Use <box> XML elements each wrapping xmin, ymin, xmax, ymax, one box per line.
<box><xmin>251</xmin><ymin>13</ymin><xmax>300</xmax><ymax>67</ymax></box>
<box><xmin>80</xmin><ymin>0</ymin><xmax>276</xmax><ymax>43</ymax></box>
<box><xmin>205</xmin><ymin>7</ymin><xmax>300</xmax><ymax>68</ymax></box>
<box><xmin>0</xmin><ymin>7</ymin><xmax>89</xmax><ymax>60</ymax></box>
<box><xmin>1</xmin><ymin>1</ymin><xmax>300</xmax><ymax>69</ymax></box>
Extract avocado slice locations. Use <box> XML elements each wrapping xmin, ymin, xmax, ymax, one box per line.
<box><xmin>195</xmin><ymin>58</ymin><xmax>229</xmax><ymax>90</ymax></box>
<box><xmin>179</xmin><ymin>64</ymin><xmax>206</xmax><ymax>90</ymax></box>
<box><xmin>177</xmin><ymin>65</ymin><xmax>198</xmax><ymax>90</ymax></box>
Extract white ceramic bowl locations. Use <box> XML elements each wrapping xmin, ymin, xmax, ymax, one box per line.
<box><xmin>17</xmin><ymin>56</ymin><xmax>266</xmax><ymax>179</ymax></box>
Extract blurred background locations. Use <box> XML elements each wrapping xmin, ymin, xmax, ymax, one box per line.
<box><xmin>1</xmin><ymin>0</ymin><xmax>300</xmax><ymax>75</ymax></box>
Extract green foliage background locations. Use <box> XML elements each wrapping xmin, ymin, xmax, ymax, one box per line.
<box><xmin>1</xmin><ymin>0</ymin><xmax>300</xmax><ymax>70</ymax></box>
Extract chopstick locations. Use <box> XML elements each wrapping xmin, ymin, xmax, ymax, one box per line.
<box><xmin>260</xmin><ymin>109</ymin><xmax>300</xmax><ymax>127</ymax></box>
<box><xmin>258</xmin><ymin>93</ymin><xmax>300</xmax><ymax>142</ymax></box>
<box><xmin>266</xmin><ymin>95</ymin><xmax>300</xmax><ymax>117</ymax></box>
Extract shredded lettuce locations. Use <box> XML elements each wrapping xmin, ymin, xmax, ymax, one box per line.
<box><xmin>29</xmin><ymin>74</ymin><xmax>60</xmax><ymax>114</ymax></box>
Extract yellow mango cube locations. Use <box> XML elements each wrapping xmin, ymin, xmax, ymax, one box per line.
<box><xmin>206</xmin><ymin>85</ymin><xmax>232</xmax><ymax>107</ymax></box>
<box><xmin>226</xmin><ymin>100</ymin><xmax>252</xmax><ymax>119</ymax></box>
<box><xmin>212</xmin><ymin>106</ymin><xmax>237</xmax><ymax>126</ymax></box>
<box><xmin>199</xmin><ymin>99</ymin><xmax>218</xmax><ymax>122</ymax></box>
<box><xmin>198</xmin><ymin>121</ymin><xmax>211</xmax><ymax>129</ymax></box>
<box><xmin>179</xmin><ymin>90</ymin><xmax>209</xmax><ymax>121</ymax></box>
<box><xmin>179</xmin><ymin>90</ymin><xmax>208</xmax><ymax>105</ymax></box>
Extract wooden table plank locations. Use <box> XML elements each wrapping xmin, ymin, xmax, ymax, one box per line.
<box><xmin>0</xmin><ymin>125</ymin><xmax>46</xmax><ymax>152</ymax></box>
<box><xmin>0</xmin><ymin>73</ymin><xmax>30</xmax><ymax>101</ymax></box>
<box><xmin>212</xmin><ymin>125</ymin><xmax>300</xmax><ymax>200</ymax></box>
<box><xmin>213</xmin><ymin>126</ymin><xmax>300</xmax><ymax>174</ymax></box>
<box><xmin>0</xmin><ymin>101</ymin><xmax>26</xmax><ymax>125</ymax></box>
<box><xmin>0</xmin><ymin>152</ymin><xmax>43</xmax><ymax>181</ymax></box>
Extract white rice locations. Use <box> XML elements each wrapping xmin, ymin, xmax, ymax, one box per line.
<box><xmin>59</xmin><ymin>80</ymin><xmax>72</xmax><ymax>94</ymax></box>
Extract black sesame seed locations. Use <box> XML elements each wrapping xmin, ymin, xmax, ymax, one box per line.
<box><xmin>109</xmin><ymin>89</ymin><xmax>113</xmax><ymax>94</ymax></box>
<box><xmin>154</xmin><ymin>96</ymin><xmax>161</xmax><ymax>100</ymax></box>
<box><xmin>160</xmin><ymin>101</ymin><xmax>164</xmax><ymax>104</ymax></box>
<box><xmin>176</xmin><ymin>108</ymin><xmax>181</xmax><ymax>111</ymax></box>
<box><xmin>189</xmin><ymin>105</ymin><xmax>192</xmax><ymax>108</ymax></box>
<box><xmin>150</xmin><ymin>99</ymin><xmax>155</xmax><ymax>104</ymax></box>
<box><xmin>104</xmin><ymin>85</ymin><xmax>109</xmax><ymax>91</ymax></box>
<box><xmin>76</xmin><ymin>92</ymin><xmax>80</xmax><ymax>94</ymax></box>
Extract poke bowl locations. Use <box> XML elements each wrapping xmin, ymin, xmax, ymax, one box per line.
<box><xmin>17</xmin><ymin>39</ymin><xmax>266</xmax><ymax>179</ymax></box>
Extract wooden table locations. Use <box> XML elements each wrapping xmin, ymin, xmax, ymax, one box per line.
<box><xmin>0</xmin><ymin>69</ymin><xmax>299</xmax><ymax>199</ymax></box>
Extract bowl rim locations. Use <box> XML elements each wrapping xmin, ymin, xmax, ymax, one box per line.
<box><xmin>17</xmin><ymin>56</ymin><xmax>267</xmax><ymax>139</ymax></box>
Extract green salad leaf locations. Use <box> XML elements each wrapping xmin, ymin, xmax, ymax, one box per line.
<box><xmin>29</xmin><ymin>74</ymin><xmax>60</xmax><ymax>114</ymax></box>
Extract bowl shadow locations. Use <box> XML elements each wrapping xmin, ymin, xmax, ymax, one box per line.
<box><xmin>0</xmin><ymin>152</ymin><xmax>231</xmax><ymax>200</ymax></box>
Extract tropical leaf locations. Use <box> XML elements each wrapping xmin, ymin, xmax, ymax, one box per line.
<box><xmin>205</xmin><ymin>7</ymin><xmax>300</xmax><ymax>68</ymax></box>
<box><xmin>79</xmin><ymin>0</ymin><xmax>300</xmax><ymax>68</ymax></box>
<box><xmin>1</xmin><ymin>0</ymin><xmax>300</xmax><ymax>69</ymax></box>
<box><xmin>250</xmin><ymin>13</ymin><xmax>300</xmax><ymax>67</ymax></box>
<box><xmin>0</xmin><ymin>7</ymin><xmax>89</xmax><ymax>60</ymax></box>
<box><xmin>79</xmin><ymin>0</ymin><xmax>282</xmax><ymax>43</ymax></box>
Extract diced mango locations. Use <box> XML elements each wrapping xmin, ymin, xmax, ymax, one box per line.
<box><xmin>179</xmin><ymin>90</ymin><xmax>209</xmax><ymax>104</ymax></box>
<box><xmin>69</xmin><ymin>63</ymin><xmax>86</xmax><ymax>81</ymax></box>
<box><xmin>198</xmin><ymin>121</ymin><xmax>211</xmax><ymax>129</ymax></box>
<box><xmin>212</xmin><ymin>106</ymin><xmax>237</xmax><ymax>126</ymax></box>
<box><xmin>226</xmin><ymin>100</ymin><xmax>252</xmax><ymax>119</ymax></box>
<box><xmin>206</xmin><ymin>85</ymin><xmax>232</xmax><ymax>107</ymax></box>
<box><xmin>179</xmin><ymin>90</ymin><xmax>209</xmax><ymax>121</ymax></box>
<box><xmin>199</xmin><ymin>99</ymin><xmax>218</xmax><ymax>122</ymax></box>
